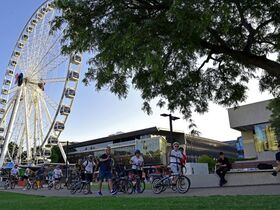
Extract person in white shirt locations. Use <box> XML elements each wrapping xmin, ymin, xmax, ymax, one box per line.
<box><xmin>169</xmin><ymin>142</ymin><xmax>183</xmax><ymax>175</ymax></box>
<box><xmin>83</xmin><ymin>155</ymin><xmax>95</xmax><ymax>194</ymax></box>
<box><xmin>10</xmin><ymin>164</ymin><xmax>19</xmax><ymax>178</ymax></box>
<box><xmin>22</xmin><ymin>167</ymin><xmax>32</xmax><ymax>190</ymax></box>
<box><xmin>53</xmin><ymin>165</ymin><xmax>63</xmax><ymax>181</ymax></box>
<box><xmin>130</xmin><ymin>149</ymin><xmax>144</xmax><ymax>193</ymax></box>
<box><xmin>130</xmin><ymin>149</ymin><xmax>144</xmax><ymax>174</ymax></box>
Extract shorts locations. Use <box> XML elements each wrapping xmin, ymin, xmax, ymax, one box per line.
<box><xmin>22</xmin><ymin>175</ymin><xmax>29</xmax><ymax>180</ymax></box>
<box><xmin>99</xmin><ymin>170</ymin><xmax>112</xmax><ymax>181</ymax></box>
<box><xmin>170</xmin><ymin>164</ymin><xmax>180</xmax><ymax>175</ymax></box>
<box><xmin>132</xmin><ymin>169</ymin><xmax>142</xmax><ymax>178</ymax></box>
<box><xmin>85</xmin><ymin>173</ymin><xmax>93</xmax><ymax>182</ymax></box>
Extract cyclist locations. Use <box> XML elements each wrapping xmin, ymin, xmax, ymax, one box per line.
<box><xmin>22</xmin><ymin>167</ymin><xmax>32</xmax><ymax>190</ymax></box>
<box><xmin>83</xmin><ymin>155</ymin><xmax>95</xmax><ymax>194</ymax></box>
<box><xmin>36</xmin><ymin>165</ymin><xmax>45</xmax><ymax>188</ymax></box>
<box><xmin>169</xmin><ymin>142</ymin><xmax>183</xmax><ymax>184</ymax></box>
<box><xmin>10</xmin><ymin>164</ymin><xmax>19</xmax><ymax>184</ymax></box>
<box><xmin>130</xmin><ymin>149</ymin><xmax>144</xmax><ymax>192</ymax></box>
<box><xmin>53</xmin><ymin>165</ymin><xmax>63</xmax><ymax>187</ymax></box>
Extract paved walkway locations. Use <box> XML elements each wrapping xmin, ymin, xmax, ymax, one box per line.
<box><xmin>1</xmin><ymin>184</ymin><xmax>279</xmax><ymax>197</ymax></box>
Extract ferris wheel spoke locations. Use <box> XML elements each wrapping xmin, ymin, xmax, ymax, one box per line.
<box><xmin>40</xmin><ymin>96</ymin><xmax>52</xmax><ymax>125</ymax></box>
<box><xmin>42</xmin><ymin>77</ymin><xmax>66</xmax><ymax>84</ymax></box>
<box><xmin>31</xmin><ymin>50</ymin><xmax>67</xmax><ymax>79</ymax></box>
<box><xmin>42</xmin><ymin>91</ymin><xmax>59</xmax><ymax>111</ymax></box>
<box><xmin>37</xmin><ymin>98</ymin><xmax>44</xmax><ymax>148</ymax></box>
<box><xmin>30</xmin><ymin>29</ymin><xmax>65</xmax><ymax>77</ymax></box>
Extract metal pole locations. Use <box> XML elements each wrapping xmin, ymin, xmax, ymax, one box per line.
<box><xmin>65</xmin><ymin>141</ymin><xmax>69</xmax><ymax>180</ymax></box>
<box><xmin>169</xmin><ymin>114</ymin><xmax>174</xmax><ymax>143</ymax></box>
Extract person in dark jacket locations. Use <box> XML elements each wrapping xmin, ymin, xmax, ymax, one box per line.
<box><xmin>272</xmin><ymin>144</ymin><xmax>280</xmax><ymax>176</ymax></box>
<box><xmin>216</xmin><ymin>152</ymin><xmax>231</xmax><ymax>187</ymax></box>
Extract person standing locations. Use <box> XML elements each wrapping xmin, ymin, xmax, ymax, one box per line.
<box><xmin>216</xmin><ymin>152</ymin><xmax>231</xmax><ymax>187</ymax></box>
<box><xmin>22</xmin><ymin>167</ymin><xmax>32</xmax><ymax>190</ymax></box>
<box><xmin>169</xmin><ymin>142</ymin><xmax>183</xmax><ymax>175</ymax></box>
<box><xmin>130</xmin><ymin>149</ymin><xmax>144</xmax><ymax>193</ymax></box>
<box><xmin>97</xmin><ymin>146</ymin><xmax>117</xmax><ymax>196</ymax></box>
<box><xmin>272</xmin><ymin>144</ymin><xmax>280</xmax><ymax>176</ymax></box>
<box><xmin>83</xmin><ymin>155</ymin><xmax>95</xmax><ymax>194</ymax></box>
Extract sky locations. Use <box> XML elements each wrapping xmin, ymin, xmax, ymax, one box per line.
<box><xmin>0</xmin><ymin>0</ymin><xmax>273</xmax><ymax>143</ymax></box>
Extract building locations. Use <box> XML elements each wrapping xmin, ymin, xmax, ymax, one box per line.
<box><xmin>228</xmin><ymin>99</ymin><xmax>279</xmax><ymax>160</ymax></box>
<box><xmin>67</xmin><ymin>127</ymin><xmax>237</xmax><ymax>166</ymax></box>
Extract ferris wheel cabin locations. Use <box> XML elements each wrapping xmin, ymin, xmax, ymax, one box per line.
<box><xmin>0</xmin><ymin>127</ymin><xmax>4</xmax><ymax>133</ymax></box>
<box><xmin>0</xmin><ymin>108</ymin><xmax>5</xmax><ymax>114</ymax></box>
<box><xmin>71</xmin><ymin>55</ymin><xmax>82</xmax><ymax>65</ymax></box>
<box><xmin>0</xmin><ymin>98</ymin><xmax>7</xmax><ymax>105</ymax></box>
<box><xmin>54</xmin><ymin>121</ymin><xmax>64</xmax><ymax>131</ymax></box>
<box><xmin>46</xmin><ymin>2</ymin><xmax>55</xmax><ymax>11</ymax></box>
<box><xmin>65</xmin><ymin>88</ymin><xmax>76</xmax><ymax>99</ymax></box>
<box><xmin>10</xmin><ymin>60</ymin><xmax>17</xmax><ymax>67</ymax></box>
<box><xmin>31</xmin><ymin>19</ymin><xmax>38</xmax><ymax>27</ymax></box>
<box><xmin>60</xmin><ymin>105</ymin><xmax>71</xmax><ymax>115</ymax></box>
<box><xmin>6</xmin><ymin>69</ymin><xmax>14</xmax><ymax>77</ymax></box>
<box><xmin>4</xmin><ymin>79</ymin><xmax>11</xmax><ymax>86</ymax></box>
<box><xmin>26</xmin><ymin>26</ymin><xmax>33</xmax><ymax>33</ymax></box>
<box><xmin>13</xmin><ymin>51</ymin><xmax>21</xmax><ymax>57</ymax></box>
<box><xmin>43</xmin><ymin>148</ymin><xmax>51</xmax><ymax>158</ymax></box>
<box><xmin>68</xmin><ymin>71</ymin><xmax>80</xmax><ymax>81</ymax></box>
<box><xmin>48</xmin><ymin>136</ymin><xmax>58</xmax><ymax>145</ymax></box>
<box><xmin>18</xmin><ymin>42</ymin><xmax>24</xmax><ymax>49</ymax></box>
<box><xmin>22</xmin><ymin>34</ymin><xmax>29</xmax><ymax>42</ymax></box>
<box><xmin>1</xmin><ymin>89</ymin><xmax>8</xmax><ymax>95</ymax></box>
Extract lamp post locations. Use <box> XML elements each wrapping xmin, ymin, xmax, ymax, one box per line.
<box><xmin>160</xmin><ymin>113</ymin><xmax>180</xmax><ymax>143</ymax></box>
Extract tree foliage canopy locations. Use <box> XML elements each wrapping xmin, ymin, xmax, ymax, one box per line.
<box><xmin>53</xmin><ymin>0</ymin><xmax>280</xmax><ymax>126</ymax></box>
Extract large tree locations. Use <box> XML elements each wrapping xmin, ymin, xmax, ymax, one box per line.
<box><xmin>53</xmin><ymin>0</ymin><xmax>280</xmax><ymax>132</ymax></box>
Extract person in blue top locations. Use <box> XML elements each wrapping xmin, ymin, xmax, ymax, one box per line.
<box><xmin>272</xmin><ymin>144</ymin><xmax>280</xmax><ymax>176</ymax></box>
<box><xmin>97</xmin><ymin>146</ymin><xmax>117</xmax><ymax>196</ymax></box>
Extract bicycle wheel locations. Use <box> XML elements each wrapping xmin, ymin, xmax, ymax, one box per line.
<box><xmin>26</xmin><ymin>182</ymin><xmax>31</xmax><ymax>190</ymax></box>
<box><xmin>70</xmin><ymin>183</ymin><xmax>78</xmax><ymax>194</ymax></box>
<box><xmin>126</xmin><ymin>180</ymin><xmax>134</xmax><ymax>194</ymax></box>
<box><xmin>176</xmin><ymin>175</ymin><xmax>191</xmax><ymax>194</ymax></box>
<box><xmin>4</xmin><ymin>180</ymin><xmax>9</xmax><ymax>190</ymax></box>
<box><xmin>152</xmin><ymin>178</ymin><xmax>163</xmax><ymax>194</ymax></box>
<box><xmin>32</xmin><ymin>182</ymin><xmax>38</xmax><ymax>190</ymax></box>
<box><xmin>137</xmin><ymin>179</ymin><xmax>145</xmax><ymax>193</ymax></box>
<box><xmin>54</xmin><ymin>182</ymin><xmax>61</xmax><ymax>190</ymax></box>
<box><xmin>83</xmin><ymin>183</ymin><xmax>90</xmax><ymax>195</ymax></box>
<box><xmin>10</xmin><ymin>181</ymin><xmax>16</xmax><ymax>189</ymax></box>
<box><xmin>47</xmin><ymin>183</ymin><xmax>53</xmax><ymax>190</ymax></box>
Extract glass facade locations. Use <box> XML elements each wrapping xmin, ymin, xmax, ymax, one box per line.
<box><xmin>253</xmin><ymin>123</ymin><xmax>278</xmax><ymax>152</ymax></box>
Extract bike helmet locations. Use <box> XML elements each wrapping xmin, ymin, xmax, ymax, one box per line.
<box><xmin>134</xmin><ymin>149</ymin><xmax>141</xmax><ymax>155</ymax></box>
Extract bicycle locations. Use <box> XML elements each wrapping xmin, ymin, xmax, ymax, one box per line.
<box><xmin>129</xmin><ymin>173</ymin><xmax>145</xmax><ymax>194</ymax></box>
<box><xmin>4</xmin><ymin>176</ymin><xmax>18</xmax><ymax>190</ymax></box>
<box><xmin>111</xmin><ymin>176</ymin><xmax>133</xmax><ymax>194</ymax></box>
<box><xmin>48</xmin><ymin>177</ymin><xmax>62</xmax><ymax>190</ymax></box>
<box><xmin>69</xmin><ymin>177</ymin><xmax>90</xmax><ymax>195</ymax></box>
<box><xmin>152</xmin><ymin>173</ymin><xmax>190</xmax><ymax>194</ymax></box>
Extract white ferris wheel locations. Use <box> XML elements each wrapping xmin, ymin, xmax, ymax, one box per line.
<box><xmin>0</xmin><ymin>0</ymin><xmax>82</xmax><ymax>167</ymax></box>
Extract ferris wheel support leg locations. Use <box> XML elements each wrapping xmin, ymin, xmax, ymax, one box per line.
<box><xmin>57</xmin><ymin>142</ymin><xmax>68</xmax><ymax>164</ymax></box>
<box><xmin>23</xmin><ymin>86</ymin><xmax>31</xmax><ymax>161</ymax></box>
<box><xmin>0</xmin><ymin>88</ymin><xmax>23</xmax><ymax>168</ymax></box>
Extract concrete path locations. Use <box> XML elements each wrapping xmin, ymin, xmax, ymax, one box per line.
<box><xmin>1</xmin><ymin>184</ymin><xmax>279</xmax><ymax>197</ymax></box>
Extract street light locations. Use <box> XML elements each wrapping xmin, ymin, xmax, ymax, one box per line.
<box><xmin>160</xmin><ymin>113</ymin><xmax>180</xmax><ymax>143</ymax></box>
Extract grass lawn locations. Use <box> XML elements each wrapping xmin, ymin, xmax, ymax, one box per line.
<box><xmin>0</xmin><ymin>192</ymin><xmax>279</xmax><ymax>210</ymax></box>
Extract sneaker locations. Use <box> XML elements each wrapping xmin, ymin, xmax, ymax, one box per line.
<box><xmin>22</xmin><ymin>188</ymin><xmax>26</xmax><ymax>191</ymax></box>
<box><xmin>272</xmin><ymin>171</ymin><xmax>277</xmax><ymax>176</ymax></box>
<box><xmin>97</xmin><ymin>191</ymin><xmax>103</xmax><ymax>196</ymax></box>
<box><xmin>111</xmin><ymin>190</ymin><xmax>117</xmax><ymax>195</ymax></box>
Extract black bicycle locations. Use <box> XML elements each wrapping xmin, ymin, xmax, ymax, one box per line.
<box><xmin>4</xmin><ymin>176</ymin><xmax>18</xmax><ymax>190</ymax></box>
<box><xmin>112</xmin><ymin>176</ymin><xmax>133</xmax><ymax>194</ymax></box>
<box><xmin>152</xmin><ymin>173</ymin><xmax>190</xmax><ymax>194</ymax></box>
<box><xmin>70</xmin><ymin>177</ymin><xmax>90</xmax><ymax>195</ymax></box>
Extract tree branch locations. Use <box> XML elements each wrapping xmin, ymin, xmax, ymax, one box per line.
<box><xmin>200</xmin><ymin>40</ymin><xmax>280</xmax><ymax>77</ymax></box>
<box><xmin>198</xmin><ymin>52</ymin><xmax>212</xmax><ymax>71</ymax></box>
